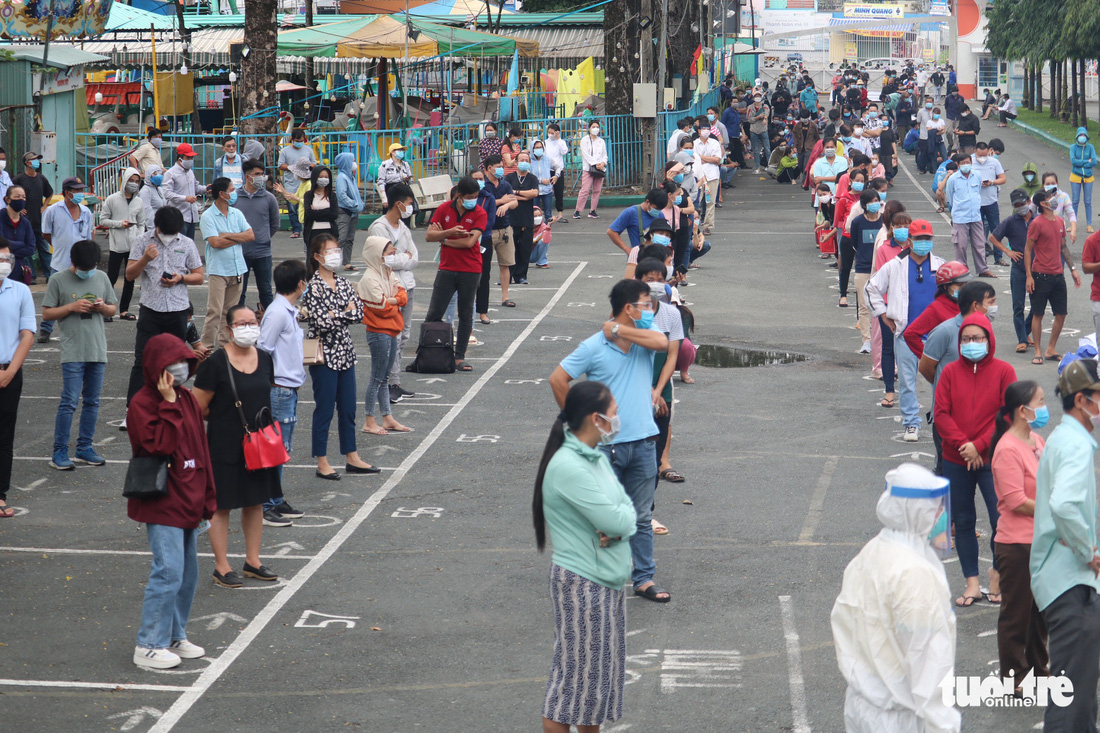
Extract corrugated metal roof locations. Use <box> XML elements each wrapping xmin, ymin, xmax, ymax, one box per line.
<box><xmin>505</xmin><ymin>26</ymin><xmax>602</xmax><ymax>59</ymax></box>
<box><xmin>56</xmin><ymin>28</ymin><xmax>244</xmax><ymax>68</ymax></box>
<box><xmin>0</xmin><ymin>45</ymin><xmax>109</xmax><ymax>68</ymax></box>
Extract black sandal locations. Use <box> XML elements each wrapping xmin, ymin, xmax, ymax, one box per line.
<box><xmin>501</xmin><ymin>300</ymin><xmax>516</xmax><ymax>307</ymax></box>
<box><xmin>119</xmin><ymin>312</ymin><xmax>137</xmax><ymax>321</ymax></box>
<box><xmin>456</xmin><ymin>361</ymin><xmax>473</xmax><ymax>372</ymax></box>
<box><xmin>634</xmin><ymin>583</ymin><xmax>671</xmax><ymax>603</ymax></box>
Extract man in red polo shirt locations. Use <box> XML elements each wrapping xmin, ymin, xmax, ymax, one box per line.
<box><xmin>424</xmin><ymin>177</ymin><xmax>487</xmax><ymax>372</ymax></box>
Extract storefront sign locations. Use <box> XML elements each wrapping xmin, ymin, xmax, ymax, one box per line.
<box><xmin>41</xmin><ymin>66</ymin><xmax>85</xmax><ymax>96</ymax></box>
<box><xmin>843</xmin><ymin>2</ymin><xmax>904</xmax><ymax>19</ymax></box>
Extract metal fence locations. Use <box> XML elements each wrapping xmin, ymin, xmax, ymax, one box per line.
<box><xmin>74</xmin><ymin>92</ymin><xmax>721</xmax><ymax>209</ymax></box>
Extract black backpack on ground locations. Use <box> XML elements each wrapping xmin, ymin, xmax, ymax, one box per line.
<box><xmin>406</xmin><ymin>321</ymin><xmax>456</xmax><ymax>374</ymax></box>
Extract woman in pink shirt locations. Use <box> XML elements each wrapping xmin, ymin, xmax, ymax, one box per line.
<box><xmin>990</xmin><ymin>380</ymin><xmax>1050</xmax><ymax>693</ymax></box>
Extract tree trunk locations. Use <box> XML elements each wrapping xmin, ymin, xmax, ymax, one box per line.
<box><xmin>305</xmin><ymin>0</ymin><xmax>315</xmax><ymax>103</ymax></box>
<box><xmin>1023</xmin><ymin>64</ymin><xmax>1030</xmax><ymax>110</ymax></box>
<box><xmin>1072</xmin><ymin>58</ymin><xmax>1080</xmax><ymax>128</ymax></box>
<box><xmin>241</xmin><ymin>0</ymin><xmax>279</xmax><ymax>160</ymax></box>
<box><xmin>1082</xmin><ymin>58</ymin><xmax>1089</xmax><ymax>132</ymax></box>
<box><xmin>604</xmin><ymin>0</ymin><xmax>641</xmax><ymax>116</ymax></box>
<box><xmin>1061</xmin><ymin>59</ymin><xmax>1070</xmax><ymax>122</ymax></box>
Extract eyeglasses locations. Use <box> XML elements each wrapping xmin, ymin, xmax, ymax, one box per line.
<box><xmin>630</xmin><ymin>300</ymin><xmax>656</xmax><ymax>312</ymax></box>
<box><xmin>232</xmin><ymin>321</ymin><xmax>260</xmax><ymax>328</ymax></box>
<box><xmin>960</xmin><ymin>335</ymin><xmax>988</xmax><ymax>344</ymax></box>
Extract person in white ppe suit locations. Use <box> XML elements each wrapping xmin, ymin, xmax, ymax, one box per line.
<box><xmin>831</xmin><ymin>463</ymin><xmax>961</xmax><ymax>733</ymax></box>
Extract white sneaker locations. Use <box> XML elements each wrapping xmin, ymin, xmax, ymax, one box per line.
<box><xmin>134</xmin><ymin>646</ymin><xmax>181</xmax><ymax>669</ymax></box>
<box><xmin>858</xmin><ymin>341</ymin><xmax>872</xmax><ymax>354</ymax></box>
<box><xmin>753</xmin><ymin>168</ymin><xmax>762</xmax><ymax>174</ymax></box>
<box><xmin>169</xmin><ymin>639</ymin><xmax>205</xmax><ymax>659</ymax></box>
<box><xmin>903</xmin><ymin>426</ymin><xmax>920</xmax><ymax>442</ymax></box>
<box><xmin>119</xmin><ymin>417</ymin><xmax>127</xmax><ymax>432</ymax></box>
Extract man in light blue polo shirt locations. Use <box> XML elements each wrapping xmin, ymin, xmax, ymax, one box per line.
<box><xmin>0</xmin><ymin>239</ymin><xmax>36</xmax><ymax>517</ymax></box>
<box><xmin>549</xmin><ymin>279</ymin><xmax>672</xmax><ymax>603</ymax></box>
<box><xmin>945</xmin><ymin>155</ymin><xmax>992</xmax><ymax>276</ymax></box>
<box><xmin>199</xmin><ymin>177</ymin><xmax>253</xmax><ymax>349</ymax></box>
<box><xmin>1032</xmin><ymin>358</ymin><xmax>1100</xmax><ymax>731</ymax></box>
<box><xmin>39</xmin><ymin>177</ymin><xmax>93</xmax><ymax>342</ymax></box>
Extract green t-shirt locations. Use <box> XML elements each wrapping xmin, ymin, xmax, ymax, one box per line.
<box><xmin>42</xmin><ymin>269</ymin><xmax>116</xmax><ymax>363</ymax></box>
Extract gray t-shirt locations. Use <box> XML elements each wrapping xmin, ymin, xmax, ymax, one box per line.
<box><xmin>923</xmin><ymin>314</ymin><xmax>962</xmax><ymax>413</ymax></box>
<box><xmin>42</xmin><ymin>269</ymin><xmax>117</xmax><ymax>363</ymax></box>
<box><xmin>276</xmin><ymin>144</ymin><xmax>316</xmax><ymax>192</ymax></box>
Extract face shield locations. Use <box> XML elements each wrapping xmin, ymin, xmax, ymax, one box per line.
<box><xmin>880</xmin><ymin>463</ymin><xmax>952</xmax><ymax>559</ymax></box>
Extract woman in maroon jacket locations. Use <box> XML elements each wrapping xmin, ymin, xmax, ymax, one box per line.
<box><xmin>127</xmin><ymin>333</ymin><xmax>216</xmax><ymax>670</ymax></box>
<box><xmin>934</xmin><ymin>313</ymin><xmax>1018</xmax><ymax>608</ymax></box>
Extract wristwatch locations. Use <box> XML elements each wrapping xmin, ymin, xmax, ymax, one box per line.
<box><xmin>610</xmin><ymin>324</ymin><xmax>620</xmax><ymax>340</ymax></box>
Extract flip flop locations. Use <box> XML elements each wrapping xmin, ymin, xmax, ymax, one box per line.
<box><xmin>382</xmin><ymin>425</ymin><xmax>412</xmax><ymax>433</ymax></box>
<box><xmin>984</xmin><ymin>592</ymin><xmax>1002</xmax><ymax>605</ymax></box>
<box><xmin>660</xmin><ymin>468</ymin><xmax>685</xmax><ymax>483</ymax></box>
<box><xmin>457</xmin><ymin>362</ymin><xmax>473</xmax><ymax>372</ymax></box>
<box><xmin>501</xmin><ymin>300</ymin><xmax>516</xmax><ymax>307</ymax></box>
<box><xmin>1032</xmin><ymin>357</ymin><xmax>1045</xmax><ymax>365</ymax></box>
<box><xmin>1015</xmin><ymin>343</ymin><xmax>1028</xmax><ymax>353</ymax></box>
<box><xmin>1045</xmin><ymin>353</ymin><xmax>1061</xmax><ymax>361</ymax></box>
<box><xmin>361</xmin><ymin>426</ymin><xmax>389</xmax><ymax>435</ymax></box>
<box><xmin>880</xmin><ymin>397</ymin><xmax>897</xmax><ymax>408</ymax></box>
<box><xmin>0</xmin><ymin>505</ymin><xmax>14</xmax><ymax>518</ymax></box>
<box><xmin>119</xmin><ymin>312</ymin><xmax>137</xmax><ymax>321</ymax></box>
<box><xmin>651</xmin><ymin>519</ymin><xmax>669</xmax><ymax>535</ymax></box>
<box><xmin>634</xmin><ymin>583</ymin><xmax>671</xmax><ymax>603</ymax></box>
<box><xmin>680</xmin><ymin>374</ymin><xmax>695</xmax><ymax>384</ymax></box>
<box><xmin>955</xmin><ymin>593</ymin><xmax>982</xmax><ymax>608</ymax></box>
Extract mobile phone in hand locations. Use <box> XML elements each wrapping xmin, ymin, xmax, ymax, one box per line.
<box><xmin>161</xmin><ymin>271</ymin><xmax>174</xmax><ymax>281</ymax></box>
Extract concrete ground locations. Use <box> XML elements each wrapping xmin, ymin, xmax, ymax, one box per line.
<box><xmin>1</xmin><ymin>120</ymin><xmax>1093</xmax><ymax>732</ymax></box>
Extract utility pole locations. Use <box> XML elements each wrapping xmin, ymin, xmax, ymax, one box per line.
<box><xmin>657</xmin><ymin>0</ymin><xmax>668</xmax><ymax>108</ymax></box>
<box><xmin>640</xmin><ymin>0</ymin><xmax>656</xmax><ymax>186</ymax></box>
<box><xmin>305</xmin><ymin>0</ymin><xmax>315</xmax><ymax>103</ymax></box>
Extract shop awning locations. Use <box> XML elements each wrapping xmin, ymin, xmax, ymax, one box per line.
<box><xmin>827</xmin><ymin>18</ymin><xmax>913</xmax><ymax>38</ymax></box>
<box><xmin>277</xmin><ymin>16</ymin><xmax>379</xmax><ymax>57</ymax></box>
<box><xmin>335</xmin><ymin>15</ymin><xmax>538</xmax><ymax>58</ymax></box>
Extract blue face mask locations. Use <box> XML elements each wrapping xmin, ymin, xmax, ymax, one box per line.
<box><xmin>634</xmin><ymin>309</ymin><xmax>655</xmax><ymax>330</ymax></box>
<box><xmin>673</xmin><ymin>173</ymin><xmax>684</xmax><ymax>184</ymax></box>
<box><xmin>1079</xmin><ymin>136</ymin><xmax>1089</xmax><ymax>145</ymax></box>
<box><xmin>960</xmin><ymin>164</ymin><xmax>972</xmax><ymax>174</ymax></box>
<box><xmin>226</xmin><ymin>190</ymin><xmax>238</xmax><ymax>205</ymax></box>
<box><xmin>652</xmin><ymin>233</ymin><xmax>671</xmax><ymax>246</ymax></box>
<box><xmin>477</xmin><ymin>179</ymin><xmax>485</xmax><ymax>190</ymax></box>
<box><xmin>395</xmin><ymin>150</ymin><xmax>406</xmax><ymax>160</ymax></box>
<box><xmin>933</xmin><ymin>114</ymin><xmax>941</xmax><ymax>120</ymax></box>
<box><xmin>75</xmin><ymin>269</ymin><xmax>94</xmax><ymax>280</ymax></box>
<box><xmin>707</xmin><ymin>114</ymin><xmax>716</xmax><ymax>122</ymax></box>
<box><xmin>893</xmin><ymin>227</ymin><xmax>909</xmax><ymax>242</ymax></box>
<box><xmin>841</xmin><ymin>136</ymin><xmax>852</xmax><ymax>143</ymax></box>
<box><xmin>71</xmin><ymin>193</ymin><xmax>84</xmax><ymax>204</ymax></box>
<box><xmin>30</xmin><ymin>159</ymin><xmax>41</xmax><ymax>170</ymax></box>
<box><xmin>851</xmin><ymin>181</ymin><xmax>865</xmax><ymax>192</ymax></box>
<box><xmin>518</xmin><ymin>161</ymin><xmax>531</xmax><ymax>172</ymax></box>
<box><xmin>866</xmin><ymin>201</ymin><xmax>881</xmax><ymax>213</ymax></box>
<box><xmin>534</xmin><ymin>149</ymin><xmax>544</xmax><ymax>158</ymax></box>
<box><xmin>493</xmin><ymin>167</ymin><xmax>504</xmax><ymax>178</ymax></box>
<box><xmin>675</xmin><ymin>195</ymin><xmax>683</xmax><ymax>206</ymax></box>
<box><xmin>293</xmin><ymin>141</ymin><xmax>304</xmax><ymax>149</ymax></box>
<box><xmin>925</xmin><ymin>102</ymin><xmax>933</xmax><ymax>109</ymax></box>
<box><xmin>878</xmin><ymin>191</ymin><xmax>887</xmax><ymax>201</ymax></box>
<box><xmin>960</xmin><ymin>341</ymin><xmax>988</xmax><ymax>362</ymax></box>
<box><xmin>928</xmin><ymin>509</ymin><xmax>949</xmax><ymax>545</ymax></box>
<box><xmin>911</xmin><ymin>239</ymin><xmax>934</xmax><ymax>256</ymax></box>
<box><xmin>150</xmin><ymin>175</ymin><xmax>164</xmax><ymax>187</ymax></box>
<box><xmin>462</xmin><ymin>198</ymin><xmax>477</xmax><ymax>210</ymax></box>
<box><xmin>1026</xmin><ymin>405</ymin><xmax>1050</xmax><ymax>429</ymax></box>
<box><xmin>949</xmin><ymin>288</ymin><xmax>959</xmax><ymax>300</ymax></box>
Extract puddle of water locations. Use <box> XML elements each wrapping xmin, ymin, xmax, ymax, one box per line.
<box><xmin>695</xmin><ymin>345</ymin><xmax>810</xmax><ymax>368</ymax></box>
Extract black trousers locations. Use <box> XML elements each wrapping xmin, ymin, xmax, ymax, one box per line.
<box><xmin>107</xmin><ymin>250</ymin><xmax>136</xmax><ymax>314</ymax></box>
<box><xmin>553</xmin><ymin>175</ymin><xmax>565</xmax><ymax>213</ymax></box>
<box><xmin>728</xmin><ymin>138</ymin><xmax>747</xmax><ymax>169</ymax></box>
<box><xmin>511</xmin><ymin>225</ymin><xmax>533</xmax><ymax>281</ymax></box>
<box><xmin>838</xmin><ymin>235</ymin><xmax>855</xmax><ymax>298</ymax></box>
<box><xmin>476</xmin><ymin>240</ymin><xmax>495</xmax><ymax>315</ymax></box>
<box><xmin>1043</xmin><ymin>585</ymin><xmax>1100</xmax><ymax>732</ymax></box>
<box><xmin>0</xmin><ymin>367</ymin><xmax>23</xmax><ymax>502</ymax></box>
<box><xmin>672</xmin><ymin>220</ymin><xmax>692</xmax><ymax>270</ymax></box>
<box><xmin>127</xmin><ymin>306</ymin><xmax>190</xmax><ymax>403</ymax></box>
<box><xmin>425</xmin><ymin>270</ymin><xmax>480</xmax><ymax>361</ymax></box>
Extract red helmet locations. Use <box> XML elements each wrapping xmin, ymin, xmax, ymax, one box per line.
<box><xmin>935</xmin><ymin>260</ymin><xmax>973</xmax><ymax>286</ymax></box>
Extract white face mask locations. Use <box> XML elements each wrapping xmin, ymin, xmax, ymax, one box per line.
<box><xmin>165</xmin><ymin>362</ymin><xmax>190</xmax><ymax>386</ymax></box>
<box><xmin>231</xmin><ymin>324</ymin><xmax>260</xmax><ymax>348</ymax></box>
<box><xmin>596</xmin><ymin>413</ymin><xmax>621</xmax><ymax>443</ymax></box>
<box><xmin>0</xmin><ymin>261</ymin><xmax>11</xmax><ymax>279</ymax></box>
<box><xmin>125</xmin><ymin>181</ymin><xmax>140</xmax><ymax>194</ymax></box>
<box><xmin>158</xmin><ymin>231</ymin><xmax>178</xmax><ymax>245</ymax></box>
<box><xmin>383</xmin><ymin>254</ymin><xmax>396</xmax><ymax>267</ymax></box>
<box><xmin>665</xmin><ymin>264</ymin><xmax>675</xmax><ymax>280</ymax></box>
<box><xmin>984</xmin><ymin>304</ymin><xmax>998</xmax><ymax>321</ymax></box>
<box><xmin>180</xmin><ymin>159</ymin><xmax>194</xmax><ymax>170</ymax></box>
<box><xmin>317</xmin><ymin>177</ymin><xmax>330</xmax><ymax>188</ymax></box>
<box><xmin>323</xmin><ymin>251</ymin><xmax>343</xmax><ymax>271</ymax></box>
<box><xmin>648</xmin><ymin>281</ymin><xmax>666</xmax><ymax>299</ymax></box>
<box><xmin>1089</xmin><ymin>398</ymin><xmax>1100</xmax><ymax>429</ymax></box>
<box><xmin>0</xmin><ymin>160</ymin><xmax>7</xmax><ymax>171</ymax></box>
<box><xmin>533</xmin><ymin>216</ymin><xmax>543</xmax><ymax>226</ymax></box>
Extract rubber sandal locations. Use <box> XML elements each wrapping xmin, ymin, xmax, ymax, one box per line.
<box><xmin>501</xmin><ymin>300</ymin><xmax>516</xmax><ymax>307</ymax></box>
<box><xmin>0</xmin><ymin>505</ymin><xmax>14</xmax><ymax>518</ymax></box>
<box><xmin>651</xmin><ymin>519</ymin><xmax>669</xmax><ymax>536</ymax></box>
<box><xmin>1031</xmin><ymin>357</ymin><xmax>1045</xmax><ymax>365</ymax></box>
<box><xmin>659</xmin><ymin>468</ymin><xmax>685</xmax><ymax>483</ymax></box>
<box><xmin>119</xmin><ymin>312</ymin><xmax>137</xmax><ymax>321</ymax></box>
<box><xmin>984</xmin><ymin>592</ymin><xmax>1002</xmax><ymax>605</ymax></box>
<box><xmin>1015</xmin><ymin>343</ymin><xmax>1028</xmax><ymax>353</ymax></box>
<box><xmin>457</xmin><ymin>362</ymin><xmax>473</xmax><ymax>372</ymax></box>
<box><xmin>955</xmin><ymin>593</ymin><xmax>981</xmax><ymax>607</ymax></box>
<box><xmin>361</xmin><ymin>426</ymin><xmax>388</xmax><ymax>435</ymax></box>
<box><xmin>880</xmin><ymin>397</ymin><xmax>897</xmax><ymax>408</ymax></box>
<box><xmin>479</xmin><ymin>318</ymin><xmax>492</xmax><ymax>325</ymax></box>
<box><xmin>1045</xmin><ymin>353</ymin><xmax>1061</xmax><ymax>361</ymax></box>
<box><xmin>290</xmin><ymin>232</ymin><xmax>300</xmax><ymax>239</ymax></box>
<box><xmin>680</xmin><ymin>374</ymin><xmax>695</xmax><ymax>384</ymax></box>
<box><xmin>634</xmin><ymin>583</ymin><xmax>671</xmax><ymax>603</ymax></box>
<box><xmin>838</xmin><ymin>298</ymin><xmax>849</xmax><ymax>308</ymax></box>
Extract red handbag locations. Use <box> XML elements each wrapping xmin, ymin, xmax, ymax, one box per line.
<box><xmin>225</xmin><ymin>356</ymin><xmax>290</xmax><ymax>471</ymax></box>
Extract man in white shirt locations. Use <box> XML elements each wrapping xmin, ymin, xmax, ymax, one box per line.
<box><xmin>997</xmin><ymin>95</ymin><xmax>1018</xmax><ymax>127</ymax></box>
<box><xmin>667</xmin><ymin>117</ymin><xmax>693</xmax><ymax>161</ymax></box>
<box><xmin>694</xmin><ymin>121</ymin><xmax>723</xmax><ymax>234</ymax></box>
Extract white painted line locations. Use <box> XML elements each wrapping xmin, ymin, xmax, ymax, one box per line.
<box><xmin>147</xmin><ymin>260</ymin><xmax>590</xmax><ymax>733</ymax></box>
<box><xmin>778</xmin><ymin>595</ymin><xmax>812</xmax><ymax>733</ymax></box>
<box><xmin>0</xmin><ymin>546</ymin><xmax>315</xmax><ymax>560</ymax></box>
<box><xmin>797</xmin><ymin>456</ymin><xmax>839</xmax><ymax>543</ymax></box>
<box><xmin>897</xmin><ymin>157</ymin><xmax>953</xmax><ymax>227</ymax></box>
<box><xmin>0</xmin><ymin>678</ymin><xmax>191</xmax><ymax>692</ymax></box>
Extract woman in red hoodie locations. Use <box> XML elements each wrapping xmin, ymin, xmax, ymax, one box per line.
<box><xmin>834</xmin><ymin>168</ymin><xmax>866</xmax><ymax>308</ymax></box>
<box><xmin>934</xmin><ymin>313</ymin><xmax>1018</xmax><ymax>608</ymax></box>
<box><xmin>127</xmin><ymin>333</ymin><xmax>217</xmax><ymax>670</ymax></box>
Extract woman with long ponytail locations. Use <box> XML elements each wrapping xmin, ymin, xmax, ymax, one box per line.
<box><xmin>990</xmin><ymin>380</ymin><xmax>1050</xmax><ymax>694</ymax></box>
<box><xmin>533</xmin><ymin>380</ymin><xmax>637</xmax><ymax>733</ymax></box>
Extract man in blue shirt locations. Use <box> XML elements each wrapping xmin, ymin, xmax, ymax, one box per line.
<box><xmin>945</xmin><ymin>155</ymin><xmax>992</xmax><ymax>277</ymax></box>
<box><xmin>40</xmin><ymin>177</ymin><xmax>93</xmax><ymax>342</ymax></box>
<box><xmin>1032</xmin><ymin>358</ymin><xmax>1100</xmax><ymax>732</ymax></box>
<box><xmin>989</xmin><ymin>188</ymin><xmax>1035</xmax><ymax>349</ymax></box>
<box><xmin>480</xmin><ymin>154</ymin><xmax>517</xmax><ymax>309</ymax></box>
<box><xmin>550</xmin><ymin>279</ymin><xmax>671</xmax><ymax>603</ymax></box>
<box><xmin>606</xmin><ymin>189</ymin><xmax>669</xmax><ymax>255</ymax></box>
<box><xmin>0</xmin><ymin>239</ymin><xmax>35</xmax><ymax>517</ymax></box>
<box><xmin>199</xmin><ymin>177</ymin><xmax>253</xmax><ymax>349</ymax></box>
<box><xmin>258</xmin><ymin>259</ymin><xmax>309</xmax><ymax>527</ymax></box>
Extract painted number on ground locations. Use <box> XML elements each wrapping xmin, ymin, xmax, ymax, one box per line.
<box><xmin>568</xmin><ymin>302</ymin><xmax>596</xmax><ymax>307</ymax></box>
<box><xmin>504</xmin><ymin>378</ymin><xmax>544</xmax><ymax>384</ymax></box>
<box><xmin>540</xmin><ymin>336</ymin><xmax>572</xmax><ymax>342</ymax></box>
<box><xmin>656</xmin><ymin>649</ymin><xmax>743</xmax><ymax>692</ymax></box>
<box><xmin>295</xmin><ymin>610</ymin><xmax>360</xmax><ymax>629</ymax></box>
<box><xmin>391</xmin><ymin>506</ymin><xmax>445</xmax><ymax>518</ymax></box>
<box><xmin>190</xmin><ymin>612</ymin><xmax>248</xmax><ymax>630</ymax></box>
<box><xmin>456</xmin><ymin>434</ymin><xmax>500</xmax><ymax>443</ymax></box>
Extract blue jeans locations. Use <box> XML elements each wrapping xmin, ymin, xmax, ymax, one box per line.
<box><xmin>599</xmin><ymin>439</ymin><xmax>659</xmax><ymax>588</ymax></box>
<box><xmin>287</xmin><ymin>201</ymin><xmax>302</xmax><ymax>234</ymax></box>
<box><xmin>749</xmin><ymin>131</ymin><xmax>771</xmax><ymax>168</ymax></box>
<box><xmin>265</xmin><ymin>386</ymin><xmax>297</xmax><ymax>510</ymax></box>
<box><xmin>980</xmin><ymin>203</ymin><xmax>1002</xmax><ymax>261</ymax></box>
<box><xmin>1010</xmin><ymin>264</ymin><xmax>1029</xmax><ymax>346</ymax></box>
<box><xmin>137</xmin><ymin>523</ymin><xmax>199</xmax><ymax>649</ymax></box>
<box><xmin>943</xmin><ymin>459</ymin><xmax>999</xmax><ymax>579</ymax></box>
<box><xmin>182</xmin><ymin>222</ymin><xmax>196</xmax><ymax>242</ymax></box>
<box><xmin>39</xmin><ymin>268</ymin><xmax>59</xmax><ymax>333</ymax></box>
<box><xmin>33</xmin><ymin>233</ymin><xmax>51</xmax><ymax>279</ymax></box>
<box><xmin>686</xmin><ymin>239</ymin><xmax>711</xmax><ymax>266</ymax></box>
<box><xmin>53</xmin><ymin>361</ymin><xmax>105</xmax><ymax>456</ymax></box>
<box><xmin>895</xmin><ymin>333</ymin><xmax>921</xmax><ymax>428</ymax></box>
<box><xmin>239</xmin><ymin>254</ymin><xmax>274</xmax><ymax>310</ymax></box>
<box><xmin>530</xmin><ymin>239</ymin><xmax>549</xmax><ymax>266</ymax></box>
<box><xmin>390</xmin><ymin>289</ymin><xmax>414</xmax><ymax>386</ymax></box>
<box><xmin>1072</xmin><ymin>179</ymin><xmax>1095</xmax><ymax>227</ymax></box>
<box><xmin>365</xmin><ymin>331</ymin><xmax>396</xmax><ymax>417</ymax></box>
<box><xmin>309</xmin><ymin>364</ymin><xmax>357</xmax><ymax>458</ymax></box>
<box><xmin>537</xmin><ymin>192</ymin><xmax>554</xmax><ymax>219</ymax></box>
